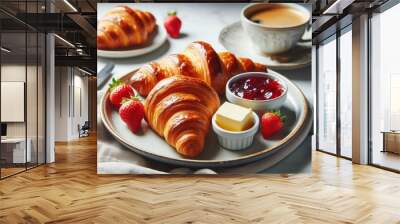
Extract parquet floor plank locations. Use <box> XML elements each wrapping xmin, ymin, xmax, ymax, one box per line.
<box><xmin>0</xmin><ymin>135</ymin><xmax>400</xmax><ymax>223</ymax></box>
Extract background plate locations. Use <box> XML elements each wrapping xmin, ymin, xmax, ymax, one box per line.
<box><xmin>219</xmin><ymin>22</ymin><xmax>311</xmax><ymax>70</ymax></box>
<box><xmin>100</xmin><ymin>70</ymin><xmax>311</xmax><ymax>168</ymax></box>
<box><xmin>97</xmin><ymin>26</ymin><xmax>167</xmax><ymax>58</ymax></box>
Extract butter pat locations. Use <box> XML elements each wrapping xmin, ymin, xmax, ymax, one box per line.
<box><xmin>215</xmin><ymin>102</ymin><xmax>254</xmax><ymax>132</ymax></box>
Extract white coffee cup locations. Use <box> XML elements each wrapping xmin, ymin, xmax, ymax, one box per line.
<box><xmin>241</xmin><ymin>3</ymin><xmax>310</xmax><ymax>55</ymax></box>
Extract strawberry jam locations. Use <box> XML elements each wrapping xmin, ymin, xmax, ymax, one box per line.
<box><xmin>229</xmin><ymin>76</ymin><xmax>284</xmax><ymax>100</ymax></box>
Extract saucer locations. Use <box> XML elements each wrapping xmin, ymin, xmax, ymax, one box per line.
<box><xmin>219</xmin><ymin>22</ymin><xmax>311</xmax><ymax>70</ymax></box>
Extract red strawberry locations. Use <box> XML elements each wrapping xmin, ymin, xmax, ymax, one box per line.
<box><xmin>164</xmin><ymin>11</ymin><xmax>182</xmax><ymax>38</ymax></box>
<box><xmin>109</xmin><ymin>78</ymin><xmax>135</xmax><ymax>108</ymax></box>
<box><xmin>119</xmin><ymin>96</ymin><xmax>145</xmax><ymax>134</ymax></box>
<box><xmin>261</xmin><ymin>111</ymin><xmax>285</xmax><ymax>139</ymax></box>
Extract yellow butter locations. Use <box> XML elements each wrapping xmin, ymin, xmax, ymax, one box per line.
<box><xmin>215</xmin><ymin>102</ymin><xmax>253</xmax><ymax>132</ymax></box>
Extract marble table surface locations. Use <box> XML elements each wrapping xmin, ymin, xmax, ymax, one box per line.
<box><xmin>97</xmin><ymin>3</ymin><xmax>313</xmax><ymax>173</ymax></box>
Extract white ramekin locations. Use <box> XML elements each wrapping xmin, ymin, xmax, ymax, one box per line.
<box><xmin>226</xmin><ymin>72</ymin><xmax>288</xmax><ymax>112</ymax></box>
<box><xmin>212</xmin><ymin>111</ymin><xmax>259</xmax><ymax>150</ymax></box>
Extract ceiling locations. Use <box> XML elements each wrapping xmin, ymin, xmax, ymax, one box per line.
<box><xmin>0</xmin><ymin>0</ymin><xmax>97</xmax><ymax>74</ymax></box>
<box><xmin>309</xmin><ymin>0</ymin><xmax>391</xmax><ymax>43</ymax></box>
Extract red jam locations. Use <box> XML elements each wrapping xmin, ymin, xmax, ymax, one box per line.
<box><xmin>229</xmin><ymin>76</ymin><xmax>284</xmax><ymax>100</ymax></box>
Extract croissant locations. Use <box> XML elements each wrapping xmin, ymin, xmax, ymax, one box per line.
<box><xmin>130</xmin><ymin>41</ymin><xmax>267</xmax><ymax>96</ymax></box>
<box><xmin>145</xmin><ymin>76</ymin><xmax>220</xmax><ymax>158</ymax></box>
<box><xmin>97</xmin><ymin>6</ymin><xmax>156</xmax><ymax>50</ymax></box>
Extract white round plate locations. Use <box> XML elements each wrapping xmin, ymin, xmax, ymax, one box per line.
<box><xmin>97</xmin><ymin>26</ymin><xmax>167</xmax><ymax>58</ymax></box>
<box><xmin>219</xmin><ymin>22</ymin><xmax>311</xmax><ymax>70</ymax></box>
<box><xmin>100</xmin><ymin>70</ymin><xmax>311</xmax><ymax>168</ymax></box>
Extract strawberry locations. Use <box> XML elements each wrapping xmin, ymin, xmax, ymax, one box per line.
<box><xmin>261</xmin><ymin>110</ymin><xmax>285</xmax><ymax>139</ymax></box>
<box><xmin>119</xmin><ymin>96</ymin><xmax>145</xmax><ymax>134</ymax></box>
<box><xmin>164</xmin><ymin>11</ymin><xmax>182</xmax><ymax>38</ymax></box>
<box><xmin>109</xmin><ymin>78</ymin><xmax>135</xmax><ymax>108</ymax></box>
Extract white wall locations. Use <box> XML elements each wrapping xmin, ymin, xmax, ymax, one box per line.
<box><xmin>1</xmin><ymin>65</ymin><xmax>39</xmax><ymax>138</ymax></box>
<box><xmin>55</xmin><ymin>66</ymin><xmax>69</xmax><ymax>141</ymax></box>
<box><xmin>54</xmin><ymin>66</ymin><xmax>89</xmax><ymax>141</ymax></box>
<box><xmin>1</xmin><ymin>65</ymin><xmax>26</xmax><ymax>139</ymax></box>
<box><xmin>72</xmin><ymin>73</ymin><xmax>89</xmax><ymax>138</ymax></box>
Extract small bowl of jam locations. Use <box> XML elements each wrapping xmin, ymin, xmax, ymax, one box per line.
<box><xmin>226</xmin><ymin>72</ymin><xmax>287</xmax><ymax>111</ymax></box>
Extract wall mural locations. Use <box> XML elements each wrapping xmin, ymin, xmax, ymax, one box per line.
<box><xmin>96</xmin><ymin>3</ymin><xmax>313</xmax><ymax>174</ymax></box>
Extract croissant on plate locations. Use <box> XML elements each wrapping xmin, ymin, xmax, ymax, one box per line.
<box><xmin>97</xmin><ymin>6</ymin><xmax>156</xmax><ymax>50</ymax></box>
<box><xmin>145</xmin><ymin>76</ymin><xmax>220</xmax><ymax>158</ymax></box>
<box><xmin>130</xmin><ymin>41</ymin><xmax>267</xmax><ymax>96</ymax></box>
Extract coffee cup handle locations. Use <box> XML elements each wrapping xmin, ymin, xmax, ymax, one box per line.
<box><xmin>299</xmin><ymin>23</ymin><xmax>311</xmax><ymax>43</ymax></box>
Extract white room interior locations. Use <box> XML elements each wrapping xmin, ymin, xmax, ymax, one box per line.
<box><xmin>54</xmin><ymin>66</ymin><xmax>91</xmax><ymax>142</ymax></box>
<box><xmin>0</xmin><ymin>0</ymin><xmax>96</xmax><ymax>179</ymax></box>
<box><xmin>0</xmin><ymin>18</ymin><xmax>47</xmax><ymax>179</ymax></box>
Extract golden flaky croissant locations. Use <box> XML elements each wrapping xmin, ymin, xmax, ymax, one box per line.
<box><xmin>145</xmin><ymin>76</ymin><xmax>220</xmax><ymax>158</ymax></box>
<box><xmin>130</xmin><ymin>41</ymin><xmax>267</xmax><ymax>96</ymax></box>
<box><xmin>97</xmin><ymin>6</ymin><xmax>156</xmax><ymax>50</ymax></box>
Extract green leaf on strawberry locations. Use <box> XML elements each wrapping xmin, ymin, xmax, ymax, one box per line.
<box><xmin>270</xmin><ymin>109</ymin><xmax>286</xmax><ymax>122</ymax></box>
<box><xmin>168</xmin><ymin>10</ymin><xmax>177</xmax><ymax>16</ymax></box>
<box><xmin>121</xmin><ymin>95</ymin><xmax>141</xmax><ymax>105</ymax></box>
<box><xmin>109</xmin><ymin>78</ymin><xmax>122</xmax><ymax>90</ymax></box>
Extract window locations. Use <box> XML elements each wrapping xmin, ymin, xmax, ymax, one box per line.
<box><xmin>317</xmin><ymin>36</ymin><xmax>337</xmax><ymax>154</ymax></box>
<box><xmin>316</xmin><ymin>26</ymin><xmax>353</xmax><ymax>159</ymax></box>
<box><xmin>0</xmin><ymin>1</ymin><xmax>47</xmax><ymax>179</ymax></box>
<box><xmin>370</xmin><ymin>3</ymin><xmax>400</xmax><ymax>171</ymax></box>
<box><xmin>339</xmin><ymin>28</ymin><xmax>352</xmax><ymax>158</ymax></box>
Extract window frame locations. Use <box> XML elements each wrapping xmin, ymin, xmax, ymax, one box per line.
<box><xmin>367</xmin><ymin>1</ymin><xmax>400</xmax><ymax>173</ymax></box>
<box><xmin>0</xmin><ymin>1</ymin><xmax>48</xmax><ymax>180</ymax></box>
<box><xmin>315</xmin><ymin>23</ymin><xmax>353</xmax><ymax>161</ymax></box>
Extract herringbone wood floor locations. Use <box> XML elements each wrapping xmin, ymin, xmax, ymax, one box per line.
<box><xmin>1</xmin><ymin>135</ymin><xmax>400</xmax><ymax>224</ymax></box>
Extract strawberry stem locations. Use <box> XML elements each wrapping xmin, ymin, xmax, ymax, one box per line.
<box><xmin>168</xmin><ymin>10</ymin><xmax>177</xmax><ymax>16</ymax></box>
<box><xmin>121</xmin><ymin>95</ymin><xmax>141</xmax><ymax>105</ymax></box>
<box><xmin>108</xmin><ymin>78</ymin><xmax>122</xmax><ymax>91</ymax></box>
<box><xmin>270</xmin><ymin>110</ymin><xmax>286</xmax><ymax>123</ymax></box>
